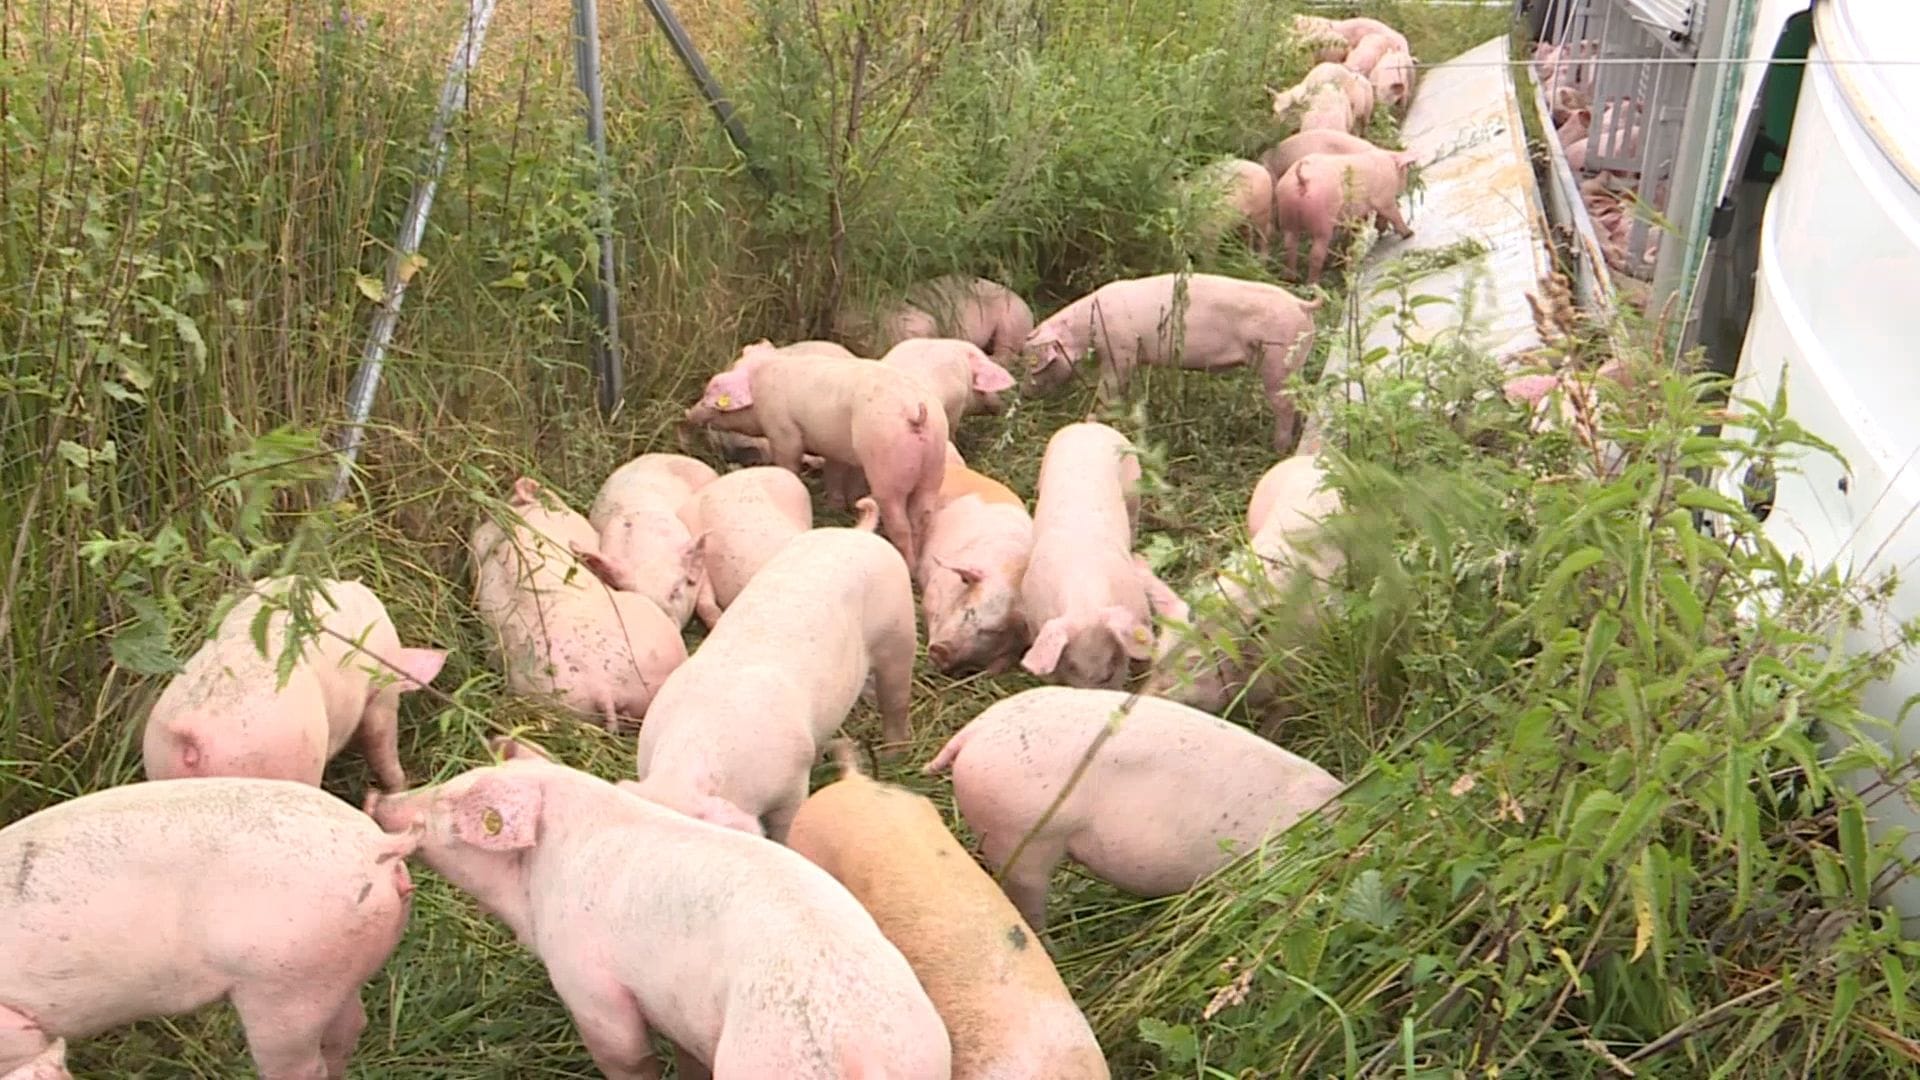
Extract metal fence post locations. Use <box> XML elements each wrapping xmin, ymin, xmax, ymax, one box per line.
<box><xmin>640</xmin><ymin>0</ymin><xmax>769</xmax><ymax>189</ymax></box>
<box><xmin>573</xmin><ymin>0</ymin><xmax>624</xmax><ymax>417</ymax></box>
<box><xmin>331</xmin><ymin>0</ymin><xmax>500</xmax><ymax>501</ymax></box>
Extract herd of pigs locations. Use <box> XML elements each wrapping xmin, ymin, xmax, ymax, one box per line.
<box><xmin>2</xmin><ymin>13</ymin><xmax>1447</xmax><ymax>1080</ymax></box>
<box><xmin>1534</xmin><ymin>39</ymin><xmax>1662</xmax><ymax>279</ymax></box>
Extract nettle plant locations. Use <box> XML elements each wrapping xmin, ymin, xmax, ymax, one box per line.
<box><xmin>1076</xmin><ymin>313</ymin><xmax>1920</xmax><ymax>1076</ymax></box>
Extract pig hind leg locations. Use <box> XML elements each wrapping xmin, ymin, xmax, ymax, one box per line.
<box><xmin>1256</xmin><ymin>334</ymin><xmax>1312</xmax><ymax>454</ymax></box>
<box><xmin>868</xmin><ymin>600</ymin><xmax>918</xmax><ymax>758</ymax></box>
<box><xmin>546</xmin><ymin>961</ymin><xmax>666</xmax><ymax>1080</ymax></box>
<box><xmin>319</xmin><ymin>994</ymin><xmax>368</xmax><ymax>1079</ymax></box>
<box><xmin>231</xmin><ymin>982</ymin><xmax>352</xmax><ymax>1079</ymax></box>
<box><xmin>979</xmin><ymin>827</ymin><xmax>1068</xmax><ymax>933</ymax></box>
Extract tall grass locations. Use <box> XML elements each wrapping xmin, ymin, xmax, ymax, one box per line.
<box><xmin>25</xmin><ymin>1</ymin><xmax>1909</xmax><ymax>1078</ymax></box>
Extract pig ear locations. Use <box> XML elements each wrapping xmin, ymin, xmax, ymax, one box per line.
<box><xmin>510</xmin><ymin>476</ymin><xmax>542</xmax><ymax>504</ymax></box>
<box><xmin>704</xmin><ymin>370</ymin><xmax>754</xmax><ymax>411</ymax></box>
<box><xmin>1020</xmin><ymin>617</ymin><xmax>1073</xmax><ymax>676</ymax></box>
<box><xmin>969</xmin><ymin>353</ymin><xmax>1016</xmax><ymax>395</ymax></box>
<box><xmin>934</xmin><ymin>556</ymin><xmax>986</xmax><ymax>586</ymax></box>
<box><xmin>681</xmin><ymin>534</ymin><xmax>708</xmax><ymax>577</ymax></box>
<box><xmin>489</xmin><ymin>735</ymin><xmax>556</xmax><ymax>764</ymax></box>
<box><xmin>452</xmin><ymin>773</ymin><xmax>542</xmax><ymax>851</ymax></box>
<box><xmin>393</xmin><ymin>648</ymin><xmax>448</xmax><ymax>692</ymax></box>
<box><xmin>694</xmin><ymin>795</ymin><xmax>766</xmax><ymax>837</ymax></box>
<box><xmin>1101</xmin><ymin>606</ymin><xmax>1156</xmax><ymax>662</ymax></box>
<box><xmin>570</xmin><ymin>543</ymin><xmax>631</xmax><ymax>591</ymax></box>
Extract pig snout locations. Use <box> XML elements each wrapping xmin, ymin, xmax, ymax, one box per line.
<box><xmin>684</xmin><ymin>403</ymin><xmax>718</xmax><ymax>426</ymax></box>
<box><xmin>927</xmin><ymin>640</ymin><xmax>955</xmax><ymax>669</ymax></box>
<box><xmin>365</xmin><ymin>790</ymin><xmax>427</xmax><ymax>838</ymax></box>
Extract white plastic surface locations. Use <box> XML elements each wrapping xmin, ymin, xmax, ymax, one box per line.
<box><xmin>1726</xmin><ymin>0</ymin><xmax>1920</xmax><ymax>928</ymax></box>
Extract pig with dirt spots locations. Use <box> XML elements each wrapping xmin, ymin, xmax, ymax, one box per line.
<box><xmin>142</xmin><ymin>577</ymin><xmax>446</xmax><ymax>792</ymax></box>
<box><xmin>0</xmin><ymin>779</ymin><xmax>417</xmax><ymax>1078</ymax></box>
<box><xmin>586</xmin><ymin>453</ymin><xmax>717</xmax><ymax>627</ymax></box>
<box><xmin>1147</xmin><ymin>455</ymin><xmax>1345</xmax><ymax>715</ymax></box>
<box><xmin>924</xmin><ymin>686</ymin><xmax>1344</xmax><ymax>931</ymax></box>
<box><xmin>676</xmin><ymin>465</ymin><xmax>814</xmax><ymax>628</ymax></box>
<box><xmin>921</xmin><ymin>443</ymin><xmax>1035</xmax><ymax>675</ymax></box>
<box><xmin>788</xmin><ymin>742</ymin><xmax>1109</xmax><ymax>1080</ymax></box>
<box><xmin>684</xmin><ymin>353</ymin><xmax>947</xmax><ymax>575</ymax></box>
<box><xmin>368</xmin><ymin>748</ymin><xmax>950</xmax><ymax>1080</ymax></box>
<box><xmin>1275</xmin><ymin>148</ymin><xmax>1418</xmax><ymax>286</ymax></box>
<box><xmin>1023</xmin><ymin>273</ymin><xmax>1323</xmax><ymax>452</ymax></box>
<box><xmin>1018</xmin><ymin>424</ymin><xmax>1186</xmax><ymax>690</ymax></box>
<box><xmin>880</xmin><ymin>337</ymin><xmax>1017</xmax><ymax>432</ymax></box>
<box><xmin>851</xmin><ymin>275</ymin><xmax>1036</xmax><ymax>364</ymax></box>
<box><xmin>1297</xmin><ymin>14</ymin><xmax>1409</xmax><ymax>57</ymax></box>
<box><xmin>631</xmin><ymin>526</ymin><xmax>918</xmax><ymax>840</ymax></box>
<box><xmin>470</xmin><ymin>477</ymin><xmax>688</xmax><ymax>732</ymax></box>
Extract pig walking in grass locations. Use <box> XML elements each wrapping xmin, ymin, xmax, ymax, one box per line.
<box><xmin>142</xmin><ymin>577</ymin><xmax>447</xmax><ymax>792</ymax></box>
<box><xmin>1259</xmin><ymin>129</ymin><xmax>1390</xmax><ymax>182</ymax></box>
<box><xmin>585</xmin><ymin>453</ymin><xmax>717</xmax><ymax>627</ymax></box>
<box><xmin>0</xmin><ymin>779</ymin><xmax>417</xmax><ymax>1078</ymax></box>
<box><xmin>695</xmin><ymin>339</ymin><xmax>859</xmax><ymax>468</ymax></box>
<box><xmin>924</xmin><ymin>687</ymin><xmax>1344</xmax><ymax>931</ymax></box>
<box><xmin>676</xmin><ymin>465</ymin><xmax>815</xmax><ymax>628</ymax></box>
<box><xmin>1023</xmin><ymin>273</ymin><xmax>1323</xmax><ymax>452</ymax></box>
<box><xmin>788</xmin><ymin>742</ymin><xmax>1109</xmax><ymax>1080</ymax></box>
<box><xmin>1275</xmin><ymin>148</ymin><xmax>1418</xmax><ymax>286</ymax></box>
<box><xmin>880</xmin><ymin>337</ymin><xmax>1018</xmax><ymax>432</ymax></box>
<box><xmin>848</xmin><ymin>275</ymin><xmax>1035</xmax><ymax>364</ymax></box>
<box><xmin>1270</xmin><ymin>63</ymin><xmax>1375</xmax><ymax>133</ymax></box>
<box><xmin>631</xmin><ymin>526</ymin><xmax>918</xmax><ymax>840</ymax></box>
<box><xmin>920</xmin><ymin>443</ymin><xmax>1035</xmax><ymax>675</ymax></box>
<box><xmin>368</xmin><ymin>750</ymin><xmax>951</xmax><ymax>1080</ymax></box>
<box><xmin>1018</xmin><ymin>423</ymin><xmax>1186</xmax><ymax>690</ymax></box>
<box><xmin>1295</xmin><ymin>14</ymin><xmax>1409</xmax><ymax>58</ymax></box>
<box><xmin>684</xmin><ymin>354</ymin><xmax>947</xmax><ymax>575</ymax></box>
<box><xmin>470</xmin><ymin>477</ymin><xmax>688</xmax><ymax>732</ymax></box>
<box><xmin>1147</xmin><ymin>455</ymin><xmax>1345</xmax><ymax>715</ymax></box>
<box><xmin>1183</xmin><ymin>158</ymin><xmax>1278</xmax><ymax>255</ymax></box>
<box><xmin>1370</xmin><ymin>48</ymin><xmax>1417</xmax><ymax>114</ymax></box>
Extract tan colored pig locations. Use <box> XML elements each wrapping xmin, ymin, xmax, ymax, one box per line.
<box><xmin>787</xmin><ymin>742</ymin><xmax>1109</xmax><ymax>1079</ymax></box>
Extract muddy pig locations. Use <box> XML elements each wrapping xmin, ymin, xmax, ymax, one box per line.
<box><xmin>470</xmin><ymin>477</ymin><xmax>688</xmax><ymax>731</ymax></box>
<box><xmin>676</xmin><ymin>465</ymin><xmax>813</xmax><ymax>628</ymax></box>
<box><xmin>586</xmin><ymin>453</ymin><xmax>717</xmax><ymax>627</ymax></box>
<box><xmin>1276</xmin><ymin>148</ymin><xmax>1418</xmax><ymax>285</ymax></box>
<box><xmin>632</xmin><ymin>526</ymin><xmax>917</xmax><ymax>839</ymax></box>
<box><xmin>880</xmin><ymin>337</ymin><xmax>1017</xmax><ymax>432</ymax></box>
<box><xmin>1147</xmin><ymin>455</ymin><xmax>1344</xmax><ymax>715</ymax></box>
<box><xmin>0</xmin><ymin>778</ymin><xmax>416</xmax><ymax>1078</ymax></box>
<box><xmin>369</xmin><ymin>751</ymin><xmax>950</xmax><ymax>1080</ymax></box>
<box><xmin>1019</xmin><ymin>424</ymin><xmax>1186</xmax><ymax>689</ymax></box>
<box><xmin>788</xmin><ymin>742</ymin><xmax>1108</xmax><ymax>1080</ymax></box>
<box><xmin>1023</xmin><ymin>273</ymin><xmax>1322</xmax><ymax>452</ymax></box>
<box><xmin>143</xmin><ymin>577</ymin><xmax>446</xmax><ymax>791</ymax></box>
<box><xmin>924</xmin><ymin>687</ymin><xmax>1343</xmax><ymax>930</ymax></box>
<box><xmin>1259</xmin><ymin>129</ymin><xmax>1386</xmax><ymax>182</ymax></box>
<box><xmin>921</xmin><ymin>443</ymin><xmax>1035</xmax><ymax>675</ymax></box>
<box><xmin>685</xmin><ymin>354</ymin><xmax>947</xmax><ymax>574</ymax></box>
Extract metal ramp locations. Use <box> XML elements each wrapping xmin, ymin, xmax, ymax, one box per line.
<box><xmin>1302</xmin><ymin>36</ymin><xmax>1555</xmax><ymax>448</ymax></box>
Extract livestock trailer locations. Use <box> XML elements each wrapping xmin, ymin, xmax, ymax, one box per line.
<box><xmin>1521</xmin><ymin>0</ymin><xmax>1920</xmax><ymax>928</ymax></box>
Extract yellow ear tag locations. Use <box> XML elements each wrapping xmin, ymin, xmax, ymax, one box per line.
<box><xmin>1132</xmin><ymin>626</ymin><xmax>1151</xmax><ymax>644</ymax></box>
<box><xmin>482</xmin><ymin>807</ymin><xmax>504</xmax><ymax>836</ymax></box>
<box><xmin>715</xmin><ymin>393</ymin><xmax>732</xmax><ymax>408</ymax></box>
